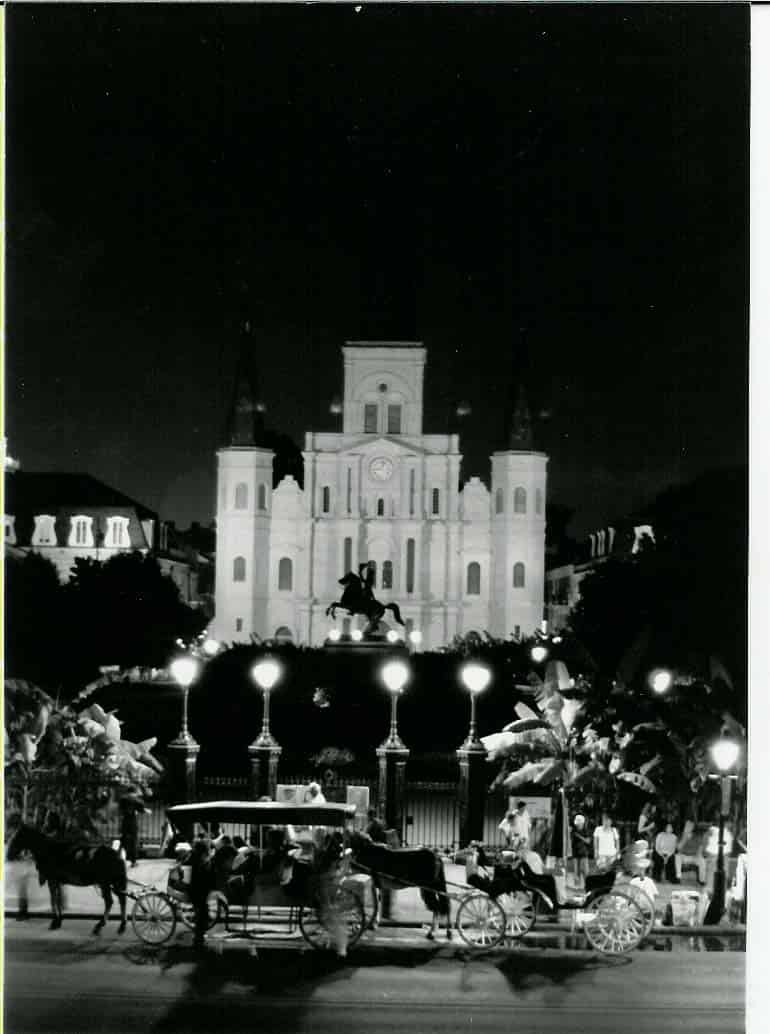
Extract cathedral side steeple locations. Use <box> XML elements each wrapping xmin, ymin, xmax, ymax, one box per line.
<box><xmin>226</xmin><ymin>321</ymin><xmax>268</xmax><ymax>447</ymax></box>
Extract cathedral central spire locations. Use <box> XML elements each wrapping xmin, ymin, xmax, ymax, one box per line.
<box><xmin>226</xmin><ymin>321</ymin><xmax>267</xmax><ymax>447</ymax></box>
<box><xmin>506</xmin><ymin>383</ymin><xmax>533</xmax><ymax>450</ymax></box>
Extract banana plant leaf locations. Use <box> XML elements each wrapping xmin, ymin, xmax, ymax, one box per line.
<box><xmin>503</xmin><ymin>718</ymin><xmax>551</xmax><ymax>734</ymax></box>
<box><xmin>639</xmin><ymin>755</ymin><xmax>663</xmax><ymax>776</ymax></box>
<box><xmin>617</xmin><ymin>771</ymin><xmax>656</xmax><ymax>794</ymax></box>
<box><xmin>533</xmin><ymin>758</ymin><xmax>564</xmax><ymax>785</ymax></box>
<box><xmin>513</xmin><ymin>702</ymin><xmax>542</xmax><ymax>722</ymax></box>
<box><xmin>502</xmin><ymin>761</ymin><xmax>553</xmax><ymax>789</ymax></box>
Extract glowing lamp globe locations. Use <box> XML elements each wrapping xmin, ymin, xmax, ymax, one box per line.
<box><xmin>351</xmin><ymin>629</ymin><xmax>363</xmax><ymax>642</ymax></box>
<box><xmin>461</xmin><ymin>663</ymin><xmax>491</xmax><ymax>694</ymax></box>
<box><xmin>530</xmin><ymin>644</ymin><xmax>548</xmax><ymax>664</ymax></box>
<box><xmin>386</xmin><ymin>629</ymin><xmax>400</xmax><ymax>644</ymax></box>
<box><xmin>381</xmin><ymin>660</ymin><xmax>409</xmax><ymax>694</ymax></box>
<box><xmin>202</xmin><ymin>638</ymin><xmax>220</xmax><ymax>657</ymax></box>
<box><xmin>649</xmin><ymin>669</ymin><xmax>673</xmax><ymax>694</ymax></box>
<box><xmin>252</xmin><ymin>658</ymin><xmax>282</xmax><ymax>692</ymax></box>
<box><xmin>170</xmin><ymin>656</ymin><xmax>199</xmax><ymax>688</ymax></box>
<box><xmin>327</xmin><ymin>628</ymin><xmax>342</xmax><ymax>642</ymax></box>
<box><xmin>409</xmin><ymin>629</ymin><xmax>423</xmax><ymax>645</ymax></box>
<box><xmin>710</xmin><ymin>738</ymin><xmax>740</xmax><ymax>773</ymax></box>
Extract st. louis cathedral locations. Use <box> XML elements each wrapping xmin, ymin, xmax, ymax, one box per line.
<box><xmin>212</xmin><ymin>335</ymin><xmax>547</xmax><ymax>650</ymax></box>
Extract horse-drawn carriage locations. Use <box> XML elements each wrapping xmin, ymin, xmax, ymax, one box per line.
<box><xmin>129</xmin><ymin>800</ymin><xmax>367</xmax><ymax>953</ymax></box>
<box><xmin>455</xmin><ymin>847</ymin><xmax>655</xmax><ymax>953</ymax></box>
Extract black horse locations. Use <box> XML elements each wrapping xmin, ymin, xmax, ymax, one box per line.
<box><xmin>326</xmin><ymin>564</ymin><xmax>405</xmax><ymax>634</ymax></box>
<box><xmin>346</xmin><ymin>830</ymin><xmax>451</xmax><ymax>939</ymax></box>
<box><xmin>7</xmin><ymin>823</ymin><xmax>128</xmax><ymax>934</ymax></box>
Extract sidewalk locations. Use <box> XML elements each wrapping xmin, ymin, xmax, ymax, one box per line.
<box><xmin>3</xmin><ymin>858</ymin><xmax>745</xmax><ymax>936</ymax></box>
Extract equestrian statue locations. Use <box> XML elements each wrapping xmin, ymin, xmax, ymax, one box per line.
<box><xmin>325</xmin><ymin>562</ymin><xmax>405</xmax><ymax>636</ymax></box>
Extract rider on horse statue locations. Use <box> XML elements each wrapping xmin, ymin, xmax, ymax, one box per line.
<box><xmin>326</xmin><ymin>562</ymin><xmax>405</xmax><ymax>636</ymax></box>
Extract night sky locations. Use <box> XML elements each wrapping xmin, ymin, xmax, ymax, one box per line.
<box><xmin>6</xmin><ymin>3</ymin><xmax>749</xmax><ymax>537</ymax></box>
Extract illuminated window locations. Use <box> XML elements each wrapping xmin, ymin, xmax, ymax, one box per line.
<box><xmin>278</xmin><ymin>556</ymin><xmax>293</xmax><ymax>590</ymax></box>
<box><xmin>106</xmin><ymin>516</ymin><xmax>130</xmax><ymax>548</ymax></box>
<box><xmin>364</xmin><ymin>404</ymin><xmax>378</xmax><ymax>433</ymax></box>
<box><xmin>68</xmin><ymin>514</ymin><xmax>94</xmax><ymax>548</ymax></box>
<box><xmin>235</xmin><ymin>482</ymin><xmax>248</xmax><ymax>509</ymax></box>
<box><xmin>495</xmin><ymin>488</ymin><xmax>504</xmax><ymax>514</ymax></box>
<box><xmin>382</xmin><ymin>560</ymin><xmax>393</xmax><ymax>589</ymax></box>
<box><xmin>233</xmin><ymin>556</ymin><xmax>246</xmax><ymax>582</ymax></box>
<box><xmin>5</xmin><ymin>516</ymin><xmax>16</xmax><ymax>545</ymax></box>
<box><xmin>467</xmin><ymin>562</ymin><xmax>481</xmax><ymax>595</ymax></box>
<box><xmin>513</xmin><ymin>562</ymin><xmax>526</xmax><ymax>588</ymax></box>
<box><xmin>32</xmin><ymin>514</ymin><xmax>57</xmax><ymax>546</ymax></box>
<box><xmin>514</xmin><ymin>487</ymin><xmax>527</xmax><ymax>514</ymax></box>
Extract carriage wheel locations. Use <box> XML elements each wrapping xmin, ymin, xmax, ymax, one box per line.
<box><xmin>455</xmin><ymin>893</ymin><xmax>507</xmax><ymax>949</ymax></box>
<box><xmin>582</xmin><ymin>889</ymin><xmax>647</xmax><ymax>954</ymax></box>
<box><xmin>178</xmin><ymin>892</ymin><xmax>223</xmax><ymax>932</ymax></box>
<box><xmin>131</xmin><ymin>892</ymin><xmax>177</xmax><ymax>945</ymax></box>
<box><xmin>622</xmin><ymin>885</ymin><xmax>656</xmax><ymax>940</ymax></box>
<box><xmin>298</xmin><ymin>891</ymin><xmax>366</xmax><ymax>952</ymax></box>
<box><xmin>496</xmin><ymin>890</ymin><xmax>538</xmax><ymax>939</ymax></box>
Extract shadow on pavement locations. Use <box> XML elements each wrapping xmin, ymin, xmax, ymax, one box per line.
<box><xmin>494</xmin><ymin>949</ymin><xmax>633</xmax><ymax>1007</ymax></box>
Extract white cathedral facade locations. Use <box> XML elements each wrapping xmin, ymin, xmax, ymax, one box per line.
<box><xmin>212</xmin><ymin>341</ymin><xmax>547</xmax><ymax>650</ymax></box>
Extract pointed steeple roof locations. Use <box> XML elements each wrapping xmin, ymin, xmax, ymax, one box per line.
<box><xmin>506</xmin><ymin>383</ymin><xmax>533</xmax><ymax>450</ymax></box>
<box><xmin>225</xmin><ymin>321</ymin><xmax>267</xmax><ymax>447</ymax></box>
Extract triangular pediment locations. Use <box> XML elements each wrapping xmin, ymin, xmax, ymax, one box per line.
<box><xmin>341</xmin><ymin>435</ymin><xmax>430</xmax><ymax>458</ymax></box>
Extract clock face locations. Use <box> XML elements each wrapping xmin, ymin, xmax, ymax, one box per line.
<box><xmin>369</xmin><ymin>457</ymin><xmax>394</xmax><ymax>482</ymax></box>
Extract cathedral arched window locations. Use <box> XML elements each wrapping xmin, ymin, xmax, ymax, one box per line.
<box><xmin>235</xmin><ymin>483</ymin><xmax>248</xmax><ymax>510</ymax></box>
<box><xmin>382</xmin><ymin>560</ymin><xmax>393</xmax><ymax>589</ymax></box>
<box><xmin>343</xmin><ymin>537</ymin><xmax>353</xmax><ymax>573</ymax></box>
<box><xmin>233</xmin><ymin>556</ymin><xmax>246</xmax><ymax>582</ymax></box>
<box><xmin>514</xmin><ymin>487</ymin><xmax>527</xmax><ymax>514</ymax></box>
<box><xmin>432</xmin><ymin>488</ymin><xmax>440</xmax><ymax>516</ymax></box>
<box><xmin>322</xmin><ymin>486</ymin><xmax>331</xmax><ymax>514</ymax></box>
<box><xmin>369</xmin><ymin>561</ymin><xmax>378</xmax><ymax>588</ymax></box>
<box><xmin>278</xmin><ymin>556</ymin><xmax>293</xmax><ymax>590</ymax></box>
<box><xmin>535</xmin><ymin>488</ymin><xmax>543</xmax><ymax>515</ymax></box>
<box><xmin>257</xmin><ymin>483</ymin><xmax>267</xmax><ymax>511</ymax></box>
<box><xmin>406</xmin><ymin>539</ymin><xmax>415</xmax><ymax>594</ymax></box>
<box><xmin>377</xmin><ymin>498</ymin><xmax>385</xmax><ymax>517</ymax></box>
<box><xmin>495</xmin><ymin>488</ymin><xmax>504</xmax><ymax>514</ymax></box>
<box><xmin>466</xmin><ymin>562</ymin><xmax>481</xmax><ymax>595</ymax></box>
<box><xmin>513</xmin><ymin>562</ymin><xmax>526</xmax><ymax>588</ymax></box>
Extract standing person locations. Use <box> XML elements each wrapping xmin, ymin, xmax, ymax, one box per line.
<box><xmin>303</xmin><ymin>781</ymin><xmax>327</xmax><ymax>804</ymax></box>
<box><xmin>593</xmin><ymin>813</ymin><xmax>620</xmax><ymax>868</ymax></box>
<box><xmin>653</xmin><ymin>822</ymin><xmax>680</xmax><ymax>882</ymax></box>
<box><xmin>499</xmin><ymin>801</ymin><xmax>531</xmax><ymax>851</ymax></box>
<box><xmin>637</xmin><ymin>802</ymin><xmax>658</xmax><ymax>847</ymax></box>
<box><xmin>570</xmin><ymin>813</ymin><xmax>592</xmax><ymax>887</ymax></box>
<box><xmin>189</xmin><ymin>837</ymin><xmax>213</xmax><ymax>950</ymax></box>
<box><xmin>119</xmin><ymin>798</ymin><xmax>142</xmax><ymax>868</ymax></box>
<box><xmin>365</xmin><ymin>809</ymin><xmax>388</xmax><ymax>844</ymax></box>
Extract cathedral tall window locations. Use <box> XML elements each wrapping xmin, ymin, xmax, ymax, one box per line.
<box><xmin>409</xmin><ymin>469</ymin><xmax>415</xmax><ymax>516</ymax></box>
<box><xmin>233</xmin><ymin>556</ymin><xmax>246</xmax><ymax>582</ymax></box>
<box><xmin>495</xmin><ymin>488</ymin><xmax>504</xmax><ymax>514</ymax></box>
<box><xmin>322</xmin><ymin>486</ymin><xmax>331</xmax><ymax>514</ymax></box>
<box><xmin>535</xmin><ymin>488</ymin><xmax>543</xmax><ymax>515</ymax></box>
<box><xmin>278</xmin><ymin>557</ymin><xmax>293</xmax><ymax>590</ymax></box>
<box><xmin>346</xmin><ymin>468</ymin><xmax>352</xmax><ymax>514</ymax></box>
<box><xmin>369</xmin><ymin>561</ymin><xmax>378</xmax><ymax>588</ymax></box>
<box><xmin>514</xmin><ymin>487</ymin><xmax>527</xmax><ymax>514</ymax></box>
<box><xmin>235</xmin><ymin>482</ymin><xmax>248</xmax><ymax>510</ymax></box>
<box><xmin>382</xmin><ymin>560</ymin><xmax>393</xmax><ymax>589</ymax></box>
<box><xmin>513</xmin><ymin>562</ymin><xmax>526</xmax><ymax>588</ymax></box>
<box><xmin>377</xmin><ymin>498</ymin><xmax>385</xmax><ymax>517</ymax></box>
<box><xmin>432</xmin><ymin>488</ymin><xmax>440</xmax><ymax>515</ymax></box>
<box><xmin>406</xmin><ymin>538</ymin><xmax>415</xmax><ymax>593</ymax></box>
<box><xmin>466</xmin><ymin>562</ymin><xmax>481</xmax><ymax>595</ymax></box>
<box><xmin>344</xmin><ymin>537</ymin><xmax>353</xmax><ymax>573</ymax></box>
<box><xmin>387</xmin><ymin>405</ymin><xmax>402</xmax><ymax>434</ymax></box>
<box><xmin>364</xmin><ymin>404</ymin><xmax>378</xmax><ymax>433</ymax></box>
<box><xmin>257</xmin><ymin>484</ymin><xmax>267</xmax><ymax>511</ymax></box>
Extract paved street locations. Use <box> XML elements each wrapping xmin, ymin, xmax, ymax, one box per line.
<box><xmin>4</xmin><ymin>920</ymin><xmax>745</xmax><ymax>1034</ymax></box>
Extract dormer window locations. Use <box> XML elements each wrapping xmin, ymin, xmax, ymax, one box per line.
<box><xmin>32</xmin><ymin>514</ymin><xmax>57</xmax><ymax>546</ymax></box>
<box><xmin>68</xmin><ymin>514</ymin><xmax>94</xmax><ymax>548</ymax></box>
<box><xmin>106</xmin><ymin>516</ymin><xmax>130</xmax><ymax>548</ymax></box>
<box><xmin>5</xmin><ymin>516</ymin><xmax>16</xmax><ymax>545</ymax></box>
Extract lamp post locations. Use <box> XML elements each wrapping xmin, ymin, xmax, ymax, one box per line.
<box><xmin>703</xmin><ymin>737</ymin><xmax>740</xmax><ymax>926</ymax></box>
<box><xmin>377</xmin><ymin>660</ymin><xmax>410</xmax><ymax>837</ymax></box>
<box><xmin>248</xmin><ymin>657</ymin><xmax>283</xmax><ymax>800</ymax></box>
<box><xmin>168</xmin><ymin>656</ymin><xmax>201</xmax><ymax>808</ymax></box>
<box><xmin>457</xmin><ymin>662</ymin><xmax>492</xmax><ymax>846</ymax></box>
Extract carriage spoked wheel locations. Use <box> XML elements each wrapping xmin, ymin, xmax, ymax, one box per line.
<box><xmin>621</xmin><ymin>884</ymin><xmax>656</xmax><ymax>940</ymax></box>
<box><xmin>298</xmin><ymin>890</ymin><xmax>366</xmax><ymax>951</ymax></box>
<box><xmin>178</xmin><ymin>892</ymin><xmax>224</xmax><ymax>932</ymax></box>
<box><xmin>495</xmin><ymin>890</ymin><xmax>538</xmax><ymax>939</ymax></box>
<box><xmin>455</xmin><ymin>893</ymin><xmax>507</xmax><ymax>949</ymax></box>
<box><xmin>131</xmin><ymin>891</ymin><xmax>177</xmax><ymax>945</ymax></box>
<box><xmin>581</xmin><ymin>889</ymin><xmax>648</xmax><ymax>954</ymax></box>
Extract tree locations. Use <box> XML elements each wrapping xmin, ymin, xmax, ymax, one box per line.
<box><xmin>4</xmin><ymin>554</ymin><xmax>67</xmax><ymax>689</ymax></box>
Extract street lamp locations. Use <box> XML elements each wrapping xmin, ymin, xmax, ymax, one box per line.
<box><xmin>201</xmin><ymin>637</ymin><xmax>221</xmax><ymax>658</ymax></box>
<box><xmin>169</xmin><ymin>656</ymin><xmax>200</xmax><ymax>746</ymax></box>
<box><xmin>648</xmin><ymin>668</ymin><xmax>673</xmax><ymax>694</ymax></box>
<box><xmin>530</xmin><ymin>642</ymin><xmax>549</xmax><ymax>664</ymax></box>
<box><xmin>251</xmin><ymin>657</ymin><xmax>282</xmax><ymax>749</ymax></box>
<box><xmin>459</xmin><ymin>662</ymin><xmax>492</xmax><ymax>749</ymax></box>
<box><xmin>703</xmin><ymin>736</ymin><xmax>740</xmax><ymax>925</ymax></box>
<box><xmin>380</xmin><ymin>659</ymin><xmax>409</xmax><ymax>750</ymax></box>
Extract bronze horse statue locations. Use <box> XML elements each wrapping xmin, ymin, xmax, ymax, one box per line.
<box><xmin>326</xmin><ymin>563</ymin><xmax>405</xmax><ymax>635</ymax></box>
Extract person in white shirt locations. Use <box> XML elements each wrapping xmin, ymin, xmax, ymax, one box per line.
<box><xmin>653</xmin><ymin>823</ymin><xmax>680</xmax><ymax>882</ymax></box>
<box><xmin>593</xmin><ymin>813</ymin><xmax>620</xmax><ymax>868</ymax></box>
<box><xmin>498</xmin><ymin>801</ymin><xmax>532</xmax><ymax>851</ymax></box>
